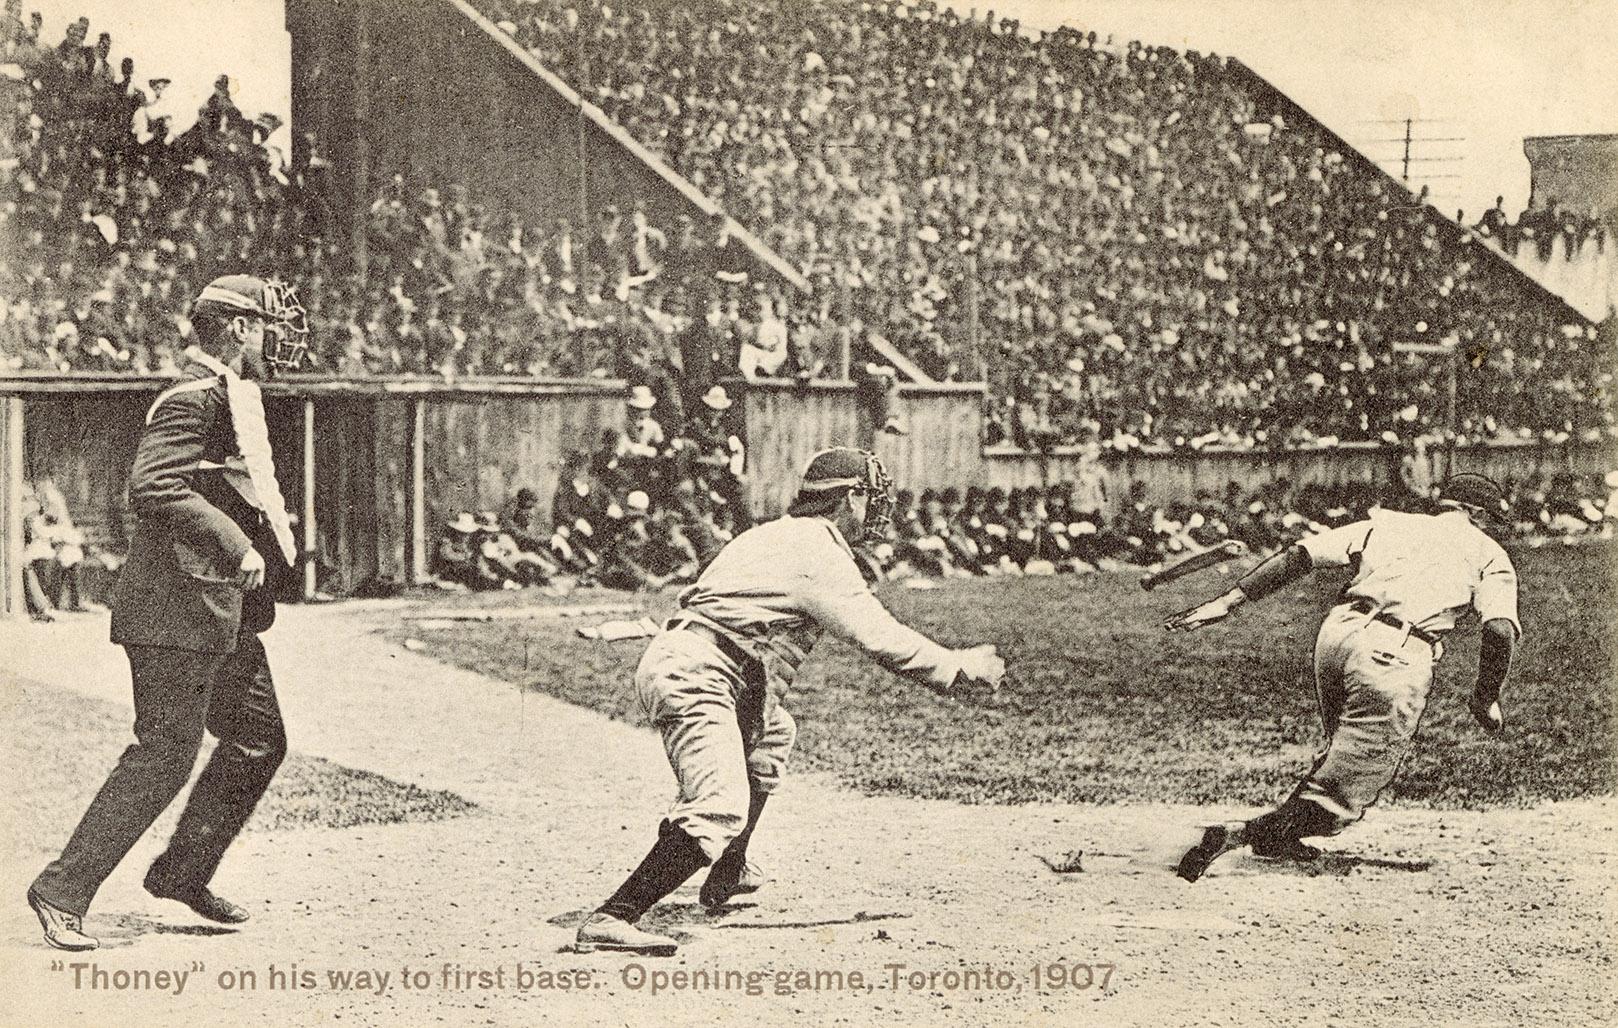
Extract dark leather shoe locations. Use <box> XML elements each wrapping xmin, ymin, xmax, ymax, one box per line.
<box><xmin>1176</xmin><ymin>823</ymin><xmax>1246</xmax><ymax>883</ymax></box>
<box><xmin>144</xmin><ymin>872</ymin><xmax>250</xmax><ymax>924</ymax></box>
<box><xmin>27</xmin><ymin>887</ymin><xmax>98</xmax><ymax>951</ymax></box>
<box><xmin>699</xmin><ymin>860</ymin><xmax>768</xmax><ymax>910</ymax></box>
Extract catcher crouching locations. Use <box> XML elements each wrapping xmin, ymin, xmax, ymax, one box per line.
<box><xmin>575</xmin><ymin>447</ymin><xmax>1005</xmax><ymax>956</ymax></box>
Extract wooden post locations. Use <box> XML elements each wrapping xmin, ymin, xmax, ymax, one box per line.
<box><xmin>1</xmin><ymin>397</ymin><xmax>23</xmax><ymax>619</ymax></box>
<box><xmin>574</xmin><ymin>6</ymin><xmax>591</xmax><ymax>228</ymax></box>
<box><xmin>966</xmin><ymin>251</ymin><xmax>983</xmax><ymax>384</ymax></box>
<box><xmin>351</xmin><ymin>1</ymin><xmax>371</xmax><ymax>287</ymax></box>
<box><xmin>409</xmin><ymin>398</ymin><xmax>427</xmax><ymax>583</ymax></box>
<box><xmin>1456</xmin><ymin>354</ymin><xmax>1469</xmax><ymax>443</ymax></box>
<box><xmin>302</xmin><ymin>399</ymin><xmax>317</xmax><ymax>599</ymax></box>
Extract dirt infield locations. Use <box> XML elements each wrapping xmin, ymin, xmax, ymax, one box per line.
<box><xmin>1</xmin><ymin>605</ymin><xmax>1612</xmax><ymax>1028</ymax></box>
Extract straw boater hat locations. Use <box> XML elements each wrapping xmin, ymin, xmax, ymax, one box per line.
<box><xmin>447</xmin><ymin>512</ymin><xmax>479</xmax><ymax>533</ymax></box>
<box><xmin>627</xmin><ymin>385</ymin><xmax>657</xmax><ymax>410</ymax></box>
<box><xmin>700</xmin><ymin>385</ymin><xmax>733</xmax><ymax>411</ymax></box>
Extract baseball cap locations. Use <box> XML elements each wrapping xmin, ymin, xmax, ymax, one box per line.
<box><xmin>798</xmin><ymin>447</ymin><xmax>895</xmax><ymax>543</ymax></box>
<box><xmin>1437</xmin><ymin>473</ymin><xmax>1509</xmax><ymax>522</ymax></box>
<box><xmin>191</xmin><ymin>274</ymin><xmax>275</xmax><ymax>321</ymax></box>
<box><xmin>800</xmin><ymin>447</ymin><xmax>874</xmax><ymax>492</ymax></box>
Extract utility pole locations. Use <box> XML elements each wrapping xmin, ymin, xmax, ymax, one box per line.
<box><xmin>966</xmin><ymin>161</ymin><xmax>984</xmax><ymax>384</ymax></box>
<box><xmin>1401</xmin><ymin>118</ymin><xmax>1412</xmax><ymax>183</ymax></box>
<box><xmin>1350</xmin><ymin>117</ymin><xmax>1466</xmax><ymax>213</ymax></box>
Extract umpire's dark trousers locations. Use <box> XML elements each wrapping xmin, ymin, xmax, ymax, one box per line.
<box><xmin>32</xmin><ymin>635</ymin><xmax>287</xmax><ymax>917</ymax></box>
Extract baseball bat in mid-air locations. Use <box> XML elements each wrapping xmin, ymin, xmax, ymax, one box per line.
<box><xmin>1139</xmin><ymin>539</ymin><xmax>1249</xmax><ymax>591</ymax></box>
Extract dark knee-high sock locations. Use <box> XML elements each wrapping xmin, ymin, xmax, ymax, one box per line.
<box><xmin>712</xmin><ymin>785</ymin><xmax>769</xmax><ymax>879</ymax></box>
<box><xmin>1244</xmin><ymin>795</ymin><xmax>1337</xmax><ymax>850</ymax></box>
<box><xmin>597</xmin><ymin>820</ymin><xmax>711</xmax><ymax>923</ymax></box>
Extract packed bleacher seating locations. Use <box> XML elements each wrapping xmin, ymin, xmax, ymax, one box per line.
<box><xmin>481</xmin><ymin>0</ymin><xmax>1614</xmax><ymax>447</ymax></box>
<box><xmin>3</xmin><ymin>4</ymin><xmax>1613</xmax><ymax>454</ymax></box>
<box><xmin>1</xmin><ymin>7</ymin><xmax>322</xmax><ymax>374</ymax></box>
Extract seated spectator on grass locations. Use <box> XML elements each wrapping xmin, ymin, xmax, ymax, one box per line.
<box><xmin>477</xmin><ymin>510</ymin><xmax>557</xmax><ymax>586</ymax></box>
<box><xmin>644</xmin><ymin>506</ymin><xmax>702</xmax><ymax>585</ymax></box>
<box><xmin>436</xmin><ymin>511</ymin><xmax>499</xmax><ymax>590</ymax></box>
<box><xmin>19</xmin><ymin>487</ymin><xmax>56</xmax><ymax>620</ymax></box>
<box><xmin>933</xmin><ymin>487</ymin><xmax>987</xmax><ymax>574</ymax></box>
<box><xmin>503</xmin><ymin>486</ymin><xmax>546</xmax><ymax>551</ymax></box>
<box><xmin>594</xmin><ymin>490</ymin><xmax>677</xmax><ymax>591</ymax></box>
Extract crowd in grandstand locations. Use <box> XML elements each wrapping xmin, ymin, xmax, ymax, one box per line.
<box><xmin>3</xmin><ymin>4</ymin><xmax>1613</xmax><ymax>453</ymax></box>
<box><xmin>351</xmin><ymin>178</ymin><xmax>833</xmax><ymax>417</ymax></box>
<box><xmin>424</xmin><ymin>446</ymin><xmax>1618</xmax><ymax>597</ymax></box>
<box><xmin>486</xmin><ymin>0</ymin><xmax>1614</xmax><ymax>448</ymax></box>
<box><xmin>1472</xmin><ymin>194</ymin><xmax>1613</xmax><ymax>259</ymax></box>
<box><xmin>430</xmin><ymin>381</ymin><xmax>752</xmax><ymax>593</ymax></box>
<box><xmin>0</xmin><ymin>6</ymin><xmax>326</xmax><ymax>374</ymax></box>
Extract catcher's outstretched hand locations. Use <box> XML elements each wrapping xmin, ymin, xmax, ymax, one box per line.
<box><xmin>953</xmin><ymin>644</ymin><xmax>1006</xmax><ymax>695</ymax></box>
<box><xmin>1163</xmin><ymin>590</ymin><xmax>1242</xmax><ymax>632</ymax></box>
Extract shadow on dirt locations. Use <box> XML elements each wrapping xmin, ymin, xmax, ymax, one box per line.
<box><xmin>97</xmin><ymin>913</ymin><xmax>241</xmax><ymax>946</ymax></box>
<box><xmin>1258</xmin><ymin>852</ymin><xmax>1435</xmax><ymax>877</ymax></box>
<box><xmin>715</xmin><ymin>910</ymin><xmax>911</xmax><ymax>931</ymax></box>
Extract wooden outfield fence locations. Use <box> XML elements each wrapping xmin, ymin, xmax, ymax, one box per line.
<box><xmin>2</xmin><ymin>374</ymin><xmax>1611</xmax><ymax>616</ymax></box>
<box><xmin>0</xmin><ymin>375</ymin><xmax>629</xmax><ymax>611</ymax></box>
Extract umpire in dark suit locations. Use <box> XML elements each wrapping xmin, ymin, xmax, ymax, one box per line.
<box><xmin>28</xmin><ymin>276</ymin><xmax>310</xmax><ymax>951</ymax></box>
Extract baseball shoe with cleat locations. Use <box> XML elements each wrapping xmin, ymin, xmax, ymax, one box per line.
<box><xmin>574</xmin><ymin>912</ymin><xmax>678</xmax><ymax>956</ymax></box>
<box><xmin>1176</xmin><ymin>823</ymin><xmax>1247</xmax><ymax>882</ymax></box>
<box><xmin>699</xmin><ymin>860</ymin><xmax>768</xmax><ymax>910</ymax></box>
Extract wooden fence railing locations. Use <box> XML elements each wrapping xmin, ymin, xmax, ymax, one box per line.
<box><xmin>2</xmin><ymin>374</ymin><xmax>1612</xmax><ymax>616</ymax></box>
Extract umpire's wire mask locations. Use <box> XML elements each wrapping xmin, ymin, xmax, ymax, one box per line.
<box><xmin>191</xmin><ymin>275</ymin><xmax>311</xmax><ymax>379</ymax></box>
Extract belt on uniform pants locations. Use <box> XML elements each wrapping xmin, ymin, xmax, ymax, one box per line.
<box><xmin>669</xmin><ymin>617</ymin><xmax>754</xmax><ymax>668</ymax></box>
<box><xmin>1346</xmin><ymin>599</ymin><xmax>1439</xmax><ymax>647</ymax></box>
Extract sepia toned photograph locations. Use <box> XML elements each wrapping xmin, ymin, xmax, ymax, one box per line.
<box><xmin>0</xmin><ymin>0</ymin><xmax>1613</xmax><ymax>1024</ymax></box>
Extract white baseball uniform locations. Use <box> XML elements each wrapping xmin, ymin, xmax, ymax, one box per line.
<box><xmin>640</xmin><ymin>514</ymin><xmax>967</xmax><ymax>860</ymax></box>
<box><xmin>1295</xmin><ymin>508</ymin><xmax>1520</xmax><ymax>829</ymax></box>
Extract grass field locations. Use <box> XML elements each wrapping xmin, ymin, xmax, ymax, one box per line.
<box><xmin>0</xmin><ymin>673</ymin><xmax>479</xmax><ymax>865</ymax></box>
<box><xmin>393</xmin><ymin>540</ymin><xmax>1617</xmax><ymax>809</ymax></box>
